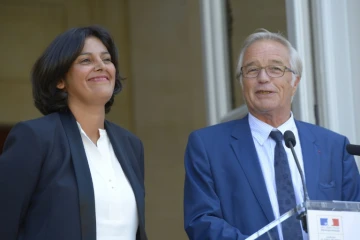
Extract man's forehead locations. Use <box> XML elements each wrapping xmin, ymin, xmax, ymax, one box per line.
<box><xmin>243</xmin><ymin>59</ymin><xmax>286</xmax><ymax>67</ymax></box>
<box><xmin>242</xmin><ymin>41</ymin><xmax>289</xmax><ymax>66</ymax></box>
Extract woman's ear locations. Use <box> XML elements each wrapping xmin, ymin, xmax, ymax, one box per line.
<box><xmin>57</xmin><ymin>79</ymin><xmax>65</xmax><ymax>90</ymax></box>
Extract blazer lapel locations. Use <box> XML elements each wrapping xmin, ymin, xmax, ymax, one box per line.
<box><xmin>230</xmin><ymin>116</ymin><xmax>275</xmax><ymax>222</ymax></box>
<box><xmin>59</xmin><ymin>112</ymin><xmax>96</xmax><ymax>240</ymax></box>
<box><xmin>296</xmin><ymin>121</ymin><xmax>320</xmax><ymax>199</ymax></box>
<box><xmin>105</xmin><ymin>122</ymin><xmax>145</xmax><ymax>234</ymax></box>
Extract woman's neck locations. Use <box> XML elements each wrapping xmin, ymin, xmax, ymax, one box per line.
<box><xmin>69</xmin><ymin>103</ymin><xmax>105</xmax><ymax>144</ymax></box>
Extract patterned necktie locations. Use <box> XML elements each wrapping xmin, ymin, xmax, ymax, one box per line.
<box><xmin>269</xmin><ymin>130</ymin><xmax>302</xmax><ymax>240</ymax></box>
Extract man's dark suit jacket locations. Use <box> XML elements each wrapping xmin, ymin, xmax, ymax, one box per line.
<box><xmin>0</xmin><ymin>111</ymin><xmax>147</xmax><ymax>240</ymax></box>
<box><xmin>184</xmin><ymin>115</ymin><xmax>360</xmax><ymax>240</ymax></box>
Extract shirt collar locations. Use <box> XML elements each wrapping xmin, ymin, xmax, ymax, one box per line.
<box><xmin>76</xmin><ymin>122</ymin><xmax>107</xmax><ymax>140</ymax></box>
<box><xmin>248</xmin><ymin>112</ymin><xmax>297</xmax><ymax>145</ymax></box>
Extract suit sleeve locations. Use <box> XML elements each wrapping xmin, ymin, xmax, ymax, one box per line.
<box><xmin>0</xmin><ymin>122</ymin><xmax>44</xmax><ymax>239</ymax></box>
<box><xmin>184</xmin><ymin>132</ymin><xmax>248</xmax><ymax>240</ymax></box>
<box><xmin>341</xmin><ymin>137</ymin><xmax>360</xmax><ymax>201</ymax></box>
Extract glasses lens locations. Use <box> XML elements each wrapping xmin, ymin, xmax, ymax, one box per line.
<box><xmin>242</xmin><ymin>65</ymin><xmax>287</xmax><ymax>78</ymax></box>
<box><xmin>243</xmin><ymin>66</ymin><xmax>259</xmax><ymax>78</ymax></box>
<box><xmin>266</xmin><ymin>66</ymin><xmax>285</xmax><ymax>77</ymax></box>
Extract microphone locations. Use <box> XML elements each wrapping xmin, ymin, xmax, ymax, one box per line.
<box><xmin>346</xmin><ymin>144</ymin><xmax>360</xmax><ymax>156</ymax></box>
<box><xmin>284</xmin><ymin>130</ymin><xmax>310</xmax><ymax>232</ymax></box>
<box><xmin>284</xmin><ymin>130</ymin><xmax>309</xmax><ymax>202</ymax></box>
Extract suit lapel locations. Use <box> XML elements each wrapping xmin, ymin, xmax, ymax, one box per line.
<box><xmin>105</xmin><ymin>122</ymin><xmax>145</xmax><ymax>234</ymax></box>
<box><xmin>59</xmin><ymin>112</ymin><xmax>96</xmax><ymax>240</ymax></box>
<box><xmin>230</xmin><ymin>116</ymin><xmax>275</xmax><ymax>222</ymax></box>
<box><xmin>296</xmin><ymin>121</ymin><xmax>320</xmax><ymax>199</ymax></box>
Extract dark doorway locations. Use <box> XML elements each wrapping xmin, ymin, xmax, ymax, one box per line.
<box><xmin>0</xmin><ymin>126</ymin><xmax>12</xmax><ymax>154</ymax></box>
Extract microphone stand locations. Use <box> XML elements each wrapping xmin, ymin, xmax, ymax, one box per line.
<box><xmin>287</xmin><ymin>140</ymin><xmax>310</xmax><ymax>233</ymax></box>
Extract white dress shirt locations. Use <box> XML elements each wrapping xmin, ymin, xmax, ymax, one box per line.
<box><xmin>248</xmin><ymin>113</ymin><xmax>308</xmax><ymax>240</ymax></box>
<box><xmin>77</xmin><ymin>123</ymin><xmax>138</xmax><ymax>240</ymax></box>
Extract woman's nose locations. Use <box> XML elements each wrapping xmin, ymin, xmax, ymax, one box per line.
<box><xmin>94</xmin><ymin>59</ymin><xmax>105</xmax><ymax>71</ymax></box>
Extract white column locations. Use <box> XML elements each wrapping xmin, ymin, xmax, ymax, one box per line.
<box><xmin>347</xmin><ymin>1</ymin><xmax>360</xmax><ymax>147</ymax></box>
<box><xmin>311</xmin><ymin>0</ymin><xmax>358</xmax><ymax>143</ymax></box>
<box><xmin>200</xmin><ymin>0</ymin><xmax>232</xmax><ymax>125</ymax></box>
<box><xmin>286</xmin><ymin>0</ymin><xmax>316</xmax><ymax>124</ymax></box>
<box><xmin>311</xmin><ymin>0</ymin><xmax>359</xmax><ymax>166</ymax></box>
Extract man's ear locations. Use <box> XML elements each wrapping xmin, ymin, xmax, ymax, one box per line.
<box><xmin>292</xmin><ymin>75</ymin><xmax>301</xmax><ymax>95</ymax></box>
<box><xmin>57</xmin><ymin>79</ymin><xmax>65</xmax><ymax>90</ymax></box>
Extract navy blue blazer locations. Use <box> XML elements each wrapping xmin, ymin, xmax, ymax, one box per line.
<box><xmin>184</xmin><ymin>115</ymin><xmax>360</xmax><ymax>240</ymax></box>
<box><xmin>0</xmin><ymin>111</ymin><xmax>147</xmax><ymax>240</ymax></box>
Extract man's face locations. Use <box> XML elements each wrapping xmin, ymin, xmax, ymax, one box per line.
<box><xmin>241</xmin><ymin>40</ymin><xmax>300</xmax><ymax>123</ymax></box>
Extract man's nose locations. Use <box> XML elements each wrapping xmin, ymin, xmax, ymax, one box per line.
<box><xmin>257</xmin><ymin>68</ymin><xmax>270</xmax><ymax>82</ymax></box>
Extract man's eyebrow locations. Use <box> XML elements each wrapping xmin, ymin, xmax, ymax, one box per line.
<box><xmin>242</xmin><ymin>61</ymin><xmax>257</xmax><ymax>67</ymax></box>
<box><xmin>242</xmin><ymin>59</ymin><xmax>285</xmax><ymax>67</ymax></box>
<box><xmin>268</xmin><ymin>59</ymin><xmax>284</xmax><ymax>65</ymax></box>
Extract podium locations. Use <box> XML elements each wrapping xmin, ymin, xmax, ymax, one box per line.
<box><xmin>245</xmin><ymin>200</ymin><xmax>360</xmax><ymax>240</ymax></box>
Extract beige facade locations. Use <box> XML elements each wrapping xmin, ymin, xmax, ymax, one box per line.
<box><xmin>0</xmin><ymin>0</ymin><xmax>205</xmax><ymax>239</ymax></box>
<box><xmin>0</xmin><ymin>0</ymin><xmax>286</xmax><ymax>239</ymax></box>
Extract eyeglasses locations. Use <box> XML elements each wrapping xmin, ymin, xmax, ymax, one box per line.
<box><xmin>240</xmin><ymin>65</ymin><xmax>295</xmax><ymax>78</ymax></box>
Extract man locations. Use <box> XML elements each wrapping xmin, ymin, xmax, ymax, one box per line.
<box><xmin>183</xmin><ymin>29</ymin><xmax>360</xmax><ymax>240</ymax></box>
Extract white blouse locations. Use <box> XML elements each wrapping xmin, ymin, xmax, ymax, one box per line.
<box><xmin>77</xmin><ymin>123</ymin><xmax>138</xmax><ymax>240</ymax></box>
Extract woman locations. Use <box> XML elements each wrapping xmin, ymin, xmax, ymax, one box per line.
<box><xmin>0</xmin><ymin>25</ymin><xmax>147</xmax><ymax>240</ymax></box>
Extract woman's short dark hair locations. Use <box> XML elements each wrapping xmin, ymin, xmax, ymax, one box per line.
<box><xmin>31</xmin><ymin>25</ymin><xmax>124</xmax><ymax>115</ymax></box>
